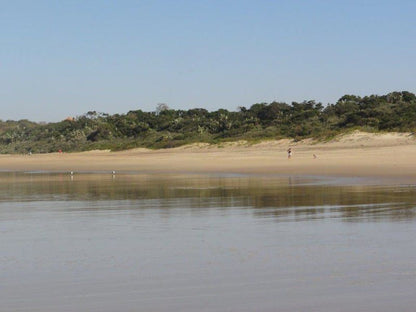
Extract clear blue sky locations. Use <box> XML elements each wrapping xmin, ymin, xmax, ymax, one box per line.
<box><xmin>1</xmin><ymin>0</ymin><xmax>415</xmax><ymax>121</ymax></box>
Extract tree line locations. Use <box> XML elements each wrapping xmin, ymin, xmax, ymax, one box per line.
<box><xmin>1</xmin><ymin>91</ymin><xmax>415</xmax><ymax>153</ymax></box>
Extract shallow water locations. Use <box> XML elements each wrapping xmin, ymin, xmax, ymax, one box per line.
<box><xmin>1</xmin><ymin>173</ymin><xmax>416</xmax><ymax>311</ymax></box>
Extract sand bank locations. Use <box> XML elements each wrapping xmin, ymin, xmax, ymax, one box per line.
<box><xmin>1</xmin><ymin>131</ymin><xmax>416</xmax><ymax>180</ymax></box>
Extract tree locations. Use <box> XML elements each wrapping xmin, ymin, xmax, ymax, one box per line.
<box><xmin>155</xmin><ymin>103</ymin><xmax>170</xmax><ymax>115</ymax></box>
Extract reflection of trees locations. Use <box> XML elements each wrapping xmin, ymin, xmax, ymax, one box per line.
<box><xmin>0</xmin><ymin>173</ymin><xmax>415</xmax><ymax>222</ymax></box>
<box><xmin>337</xmin><ymin>203</ymin><xmax>416</xmax><ymax>222</ymax></box>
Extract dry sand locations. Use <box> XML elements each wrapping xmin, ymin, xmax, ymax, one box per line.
<box><xmin>1</xmin><ymin>131</ymin><xmax>416</xmax><ymax>180</ymax></box>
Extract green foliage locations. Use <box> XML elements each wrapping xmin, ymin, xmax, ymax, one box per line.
<box><xmin>0</xmin><ymin>91</ymin><xmax>415</xmax><ymax>153</ymax></box>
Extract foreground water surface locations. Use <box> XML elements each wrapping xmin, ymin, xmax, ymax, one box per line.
<box><xmin>1</xmin><ymin>172</ymin><xmax>416</xmax><ymax>312</ymax></box>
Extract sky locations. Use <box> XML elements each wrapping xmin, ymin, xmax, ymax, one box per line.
<box><xmin>1</xmin><ymin>0</ymin><xmax>415</xmax><ymax>122</ymax></box>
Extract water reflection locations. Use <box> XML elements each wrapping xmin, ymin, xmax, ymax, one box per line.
<box><xmin>0</xmin><ymin>172</ymin><xmax>415</xmax><ymax>222</ymax></box>
<box><xmin>1</xmin><ymin>172</ymin><xmax>416</xmax><ymax>312</ymax></box>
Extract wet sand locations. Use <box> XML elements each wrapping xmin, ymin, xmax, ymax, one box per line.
<box><xmin>1</xmin><ymin>174</ymin><xmax>416</xmax><ymax>312</ymax></box>
<box><xmin>1</xmin><ymin>131</ymin><xmax>416</xmax><ymax>179</ymax></box>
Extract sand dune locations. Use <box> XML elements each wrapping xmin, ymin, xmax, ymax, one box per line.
<box><xmin>1</xmin><ymin>131</ymin><xmax>416</xmax><ymax>180</ymax></box>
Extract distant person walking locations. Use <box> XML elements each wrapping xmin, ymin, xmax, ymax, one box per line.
<box><xmin>287</xmin><ymin>148</ymin><xmax>292</xmax><ymax>159</ymax></box>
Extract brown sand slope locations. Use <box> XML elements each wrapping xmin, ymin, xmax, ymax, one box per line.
<box><xmin>1</xmin><ymin>131</ymin><xmax>416</xmax><ymax>179</ymax></box>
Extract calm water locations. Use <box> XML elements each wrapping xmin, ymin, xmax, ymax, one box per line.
<box><xmin>1</xmin><ymin>172</ymin><xmax>416</xmax><ymax>312</ymax></box>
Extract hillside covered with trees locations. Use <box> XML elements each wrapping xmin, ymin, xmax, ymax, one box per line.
<box><xmin>1</xmin><ymin>91</ymin><xmax>415</xmax><ymax>154</ymax></box>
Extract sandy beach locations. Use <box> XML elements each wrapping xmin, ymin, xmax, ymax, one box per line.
<box><xmin>1</xmin><ymin>131</ymin><xmax>416</xmax><ymax>180</ymax></box>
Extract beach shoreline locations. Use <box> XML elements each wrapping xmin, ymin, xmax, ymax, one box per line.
<box><xmin>1</xmin><ymin>131</ymin><xmax>416</xmax><ymax>181</ymax></box>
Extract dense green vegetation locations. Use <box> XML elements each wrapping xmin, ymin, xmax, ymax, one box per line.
<box><xmin>1</xmin><ymin>91</ymin><xmax>415</xmax><ymax>154</ymax></box>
